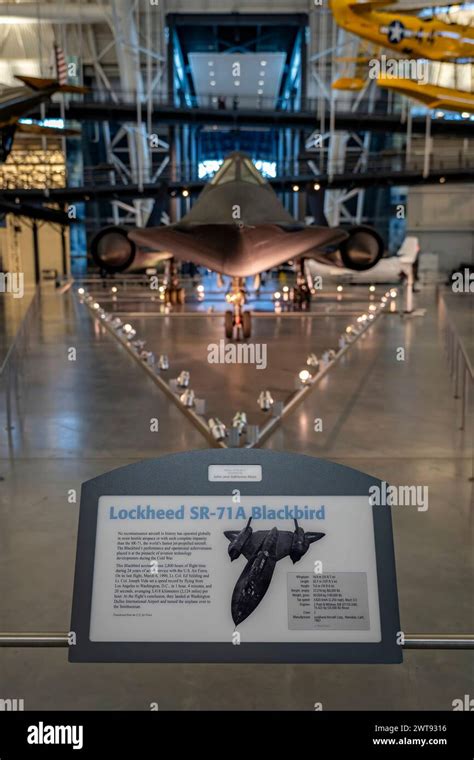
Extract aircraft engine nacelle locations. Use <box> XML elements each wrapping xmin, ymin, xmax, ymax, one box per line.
<box><xmin>90</xmin><ymin>226</ymin><xmax>137</xmax><ymax>273</ymax></box>
<box><xmin>339</xmin><ymin>225</ymin><xmax>384</xmax><ymax>271</ymax></box>
<box><xmin>228</xmin><ymin>519</ymin><xmax>253</xmax><ymax>561</ymax></box>
<box><xmin>289</xmin><ymin>526</ymin><xmax>309</xmax><ymax>564</ymax></box>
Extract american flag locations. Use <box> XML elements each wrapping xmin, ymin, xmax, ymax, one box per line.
<box><xmin>54</xmin><ymin>44</ymin><xmax>68</xmax><ymax>85</ymax></box>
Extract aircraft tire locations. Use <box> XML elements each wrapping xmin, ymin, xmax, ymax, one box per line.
<box><xmin>242</xmin><ymin>311</ymin><xmax>251</xmax><ymax>339</ymax></box>
<box><xmin>225</xmin><ymin>311</ymin><xmax>234</xmax><ymax>339</ymax></box>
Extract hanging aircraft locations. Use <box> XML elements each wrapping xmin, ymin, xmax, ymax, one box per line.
<box><xmin>91</xmin><ymin>153</ymin><xmax>385</xmax><ymax>335</ymax></box>
<box><xmin>0</xmin><ymin>45</ymin><xmax>87</xmax><ymax>162</ymax></box>
<box><xmin>90</xmin><ymin>152</ymin><xmax>384</xmax><ymax>338</ymax></box>
<box><xmin>332</xmin><ymin>58</ymin><xmax>474</xmax><ymax>115</ymax></box>
<box><xmin>330</xmin><ymin>0</ymin><xmax>474</xmax><ymax>62</ymax></box>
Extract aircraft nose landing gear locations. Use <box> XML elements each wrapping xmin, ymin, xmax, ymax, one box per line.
<box><xmin>225</xmin><ymin>276</ymin><xmax>252</xmax><ymax>339</ymax></box>
<box><xmin>163</xmin><ymin>260</ymin><xmax>185</xmax><ymax>305</ymax></box>
<box><xmin>291</xmin><ymin>260</ymin><xmax>311</xmax><ymax>311</ymax></box>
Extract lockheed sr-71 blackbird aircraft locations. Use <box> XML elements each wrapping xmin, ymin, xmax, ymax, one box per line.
<box><xmin>90</xmin><ymin>152</ymin><xmax>384</xmax><ymax>338</ymax></box>
<box><xmin>224</xmin><ymin>518</ymin><xmax>325</xmax><ymax>626</ymax></box>
<box><xmin>330</xmin><ymin>0</ymin><xmax>474</xmax><ymax>62</ymax></box>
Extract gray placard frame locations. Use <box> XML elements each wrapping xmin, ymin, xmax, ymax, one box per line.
<box><xmin>69</xmin><ymin>449</ymin><xmax>402</xmax><ymax>664</ymax></box>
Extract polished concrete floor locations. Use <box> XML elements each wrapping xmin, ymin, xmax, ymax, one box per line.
<box><xmin>0</xmin><ymin>283</ymin><xmax>472</xmax><ymax>710</ymax></box>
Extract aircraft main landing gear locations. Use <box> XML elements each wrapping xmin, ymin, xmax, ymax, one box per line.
<box><xmin>225</xmin><ymin>277</ymin><xmax>252</xmax><ymax>339</ymax></box>
<box><xmin>291</xmin><ymin>260</ymin><xmax>311</xmax><ymax>311</ymax></box>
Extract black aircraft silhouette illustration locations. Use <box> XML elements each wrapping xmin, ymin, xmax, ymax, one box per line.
<box><xmin>90</xmin><ymin>151</ymin><xmax>384</xmax><ymax>338</ymax></box>
<box><xmin>224</xmin><ymin>517</ymin><xmax>325</xmax><ymax>626</ymax></box>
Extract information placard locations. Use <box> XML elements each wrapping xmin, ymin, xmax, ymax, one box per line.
<box><xmin>70</xmin><ymin>450</ymin><xmax>402</xmax><ymax>663</ymax></box>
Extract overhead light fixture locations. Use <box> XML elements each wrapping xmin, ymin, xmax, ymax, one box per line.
<box><xmin>210</xmin><ymin>80</ymin><xmax>216</xmax><ymax>86</ymax></box>
<box><xmin>209</xmin><ymin>71</ymin><xmax>215</xmax><ymax>77</ymax></box>
<box><xmin>258</xmin><ymin>80</ymin><xmax>264</xmax><ymax>86</ymax></box>
<box><xmin>461</xmin><ymin>111</ymin><xmax>470</xmax><ymax>118</ymax></box>
<box><xmin>77</xmin><ymin>287</ymin><xmax>85</xmax><ymax>295</ymax></box>
<box><xmin>182</xmin><ymin>189</ymin><xmax>189</xmax><ymax>197</ymax></box>
<box><xmin>439</xmin><ymin>176</ymin><xmax>446</xmax><ymax>184</ymax></box>
<box><xmin>273</xmin><ymin>291</ymin><xmax>281</xmax><ymax>300</ymax></box>
<box><xmin>260</xmin><ymin>60</ymin><xmax>267</xmax><ymax>66</ymax></box>
<box><xmin>369</xmin><ymin>284</ymin><xmax>375</xmax><ymax>292</ymax></box>
<box><xmin>337</xmin><ymin>285</ymin><xmax>343</xmax><ymax>292</ymax></box>
<box><xmin>390</xmin><ymin>289</ymin><xmax>397</xmax><ymax>298</ymax></box>
<box><xmin>313</xmin><ymin>182</ymin><xmax>320</xmax><ymax>191</ymax></box>
<box><xmin>292</xmin><ymin>184</ymin><xmax>299</xmax><ymax>192</ymax></box>
<box><xmin>259</xmin><ymin>71</ymin><xmax>265</xmax><ymax>77</ymax></box>
<box><xmin>208</xmin><ymin>61</ymin><xmax>214</xmax><ymax>66</ymax></box>
<box><xmin>234</xmin><ymin>80</ymin><xmax>240</xmax><ymax>86</ymax></box>
<box><xmin>369</xmin><ymin>304</ymin><xmax>376</xmax><ymax>312</ymax></box>
<box><xmin>257</xmin><ymin>89</ymin><xmax>263</xmax><ymax>95</ymax></box>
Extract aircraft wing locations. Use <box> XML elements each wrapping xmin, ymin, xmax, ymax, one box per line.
<box><xmin>223</xmin><ymin>529</ymin><xmax>325</xmax><ymax>561</ymax></box>
<box><xmin>272</xmin><ymin>530</ymin><xmax>325</xmax><ymax>560</ymax></box>
<box><xmin>348</xmin><ymin>0</ymin><xmax>392</xmax><ymax>12</ymax></box>
<box><xmin>129</xmin><ymin>224</ymin><xmax>348</xmax><ymax>278</ymax></box>
<box><xmin>16</xmin><ymin>122</ymin><xmax>81</xmax><ymax>138</ymax></box>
